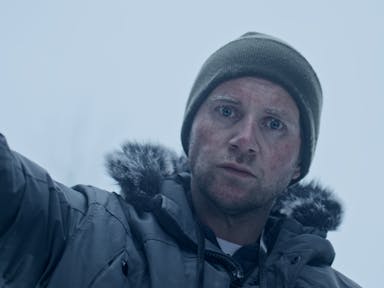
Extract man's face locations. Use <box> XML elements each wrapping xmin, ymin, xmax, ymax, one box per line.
<box><xmin>188</xmin><ymin>77</ymin><xmax>301</xmax><ymax>215</ymax></box>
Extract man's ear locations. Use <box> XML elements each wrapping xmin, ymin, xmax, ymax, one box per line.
<box><xmin>291</xmin><ymin>164</ymin><xmax>301</xmax><ymax>181</ymax></box>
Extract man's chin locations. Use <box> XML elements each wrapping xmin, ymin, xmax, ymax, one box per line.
<box><xmin>211</xmin><ymin>200</ymin><xmax>261</xmax><ymax>216</ymax></box>
<box><xmin>213</xmin><ymin>179</ymin><xmax>257</xmax><ymax>197</ymax></box>
<box><xmin>208</xmin><ymin>190</ymin><xmax>259</xmax><ymax>214</ymax></box>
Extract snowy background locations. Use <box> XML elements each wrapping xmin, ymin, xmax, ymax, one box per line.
<box><xmin>1</xmin><ymin>1</ymin><xmax>382</xmax><ymax>286</ymax></box>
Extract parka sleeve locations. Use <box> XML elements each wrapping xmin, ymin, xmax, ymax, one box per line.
<box><xmin>0</xmin><ymin>134</ymin><xmax>26</xmax><ymax>235</ymax></box>
<box><xmin>0</xmin><ymin>133</ymin><xmax>86</xmax><ymax>286</ymax></box>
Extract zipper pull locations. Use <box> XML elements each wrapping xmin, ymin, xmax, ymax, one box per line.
<box><xmin>231</xmin><ymin>268</ymin><xmax>244</xmax><ymax>285</ymax></box>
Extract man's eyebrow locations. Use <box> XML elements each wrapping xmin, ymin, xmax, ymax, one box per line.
<box><xmin>265</xmin><ymin>108</ymin><xmax>286</xmax><ymax>116</ymax></box>
<box><xmin>265</xmin><ymin>108</ymin><xmax>298</xmax><ymax>122</ymax></box>
<box><xmin>209</xmin><ymin>94</ymin><xmax>241</xmax><ymax>104</ymax></box>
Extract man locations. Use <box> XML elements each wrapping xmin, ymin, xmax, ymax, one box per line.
<box><xmin>0</xmin><ymin>32</ymin><xmax>360</xmax><ymax>287</ymax></box>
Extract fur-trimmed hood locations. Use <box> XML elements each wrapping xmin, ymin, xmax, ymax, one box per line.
<box><xmin>106</xmin><ymin>142</ymin><xmax>343</xmax><ymax>232</ymax></box>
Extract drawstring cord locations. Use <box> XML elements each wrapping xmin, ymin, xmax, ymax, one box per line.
<box><xmin>180</xmin><ymin>174</ymin><xmax>206</xmax><ymax>288</ymax></box>
<box><xmin>195</xmin><ymin>219</ymin><xmax>205</xmax><ymax>288</ymax></box>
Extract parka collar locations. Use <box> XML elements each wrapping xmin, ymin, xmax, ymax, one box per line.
<box><xmin>106</xmin><ymin>141</ymin><xmax>343</xmax><ymax>233</ymax></box>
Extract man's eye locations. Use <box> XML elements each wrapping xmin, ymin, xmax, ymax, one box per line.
<box><xmin>266</xmin><ymin>118</ymin><xmax>285</xmax><ymax>130</ymax></box>
<box><xmin>217</xmin><ymin>105</ymin><xmax>235</xmax><ymax>118</ymax></box>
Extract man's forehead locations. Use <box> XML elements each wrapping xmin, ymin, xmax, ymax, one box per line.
<box><xmin>210</xmin><ymin>77</ymin><xmax>290</xmax><ymax>96</ymax></box>
<box><xmin>207</xmin><ymin>77</ymin><xmax>295</xmax><ymax>104</ymax></box>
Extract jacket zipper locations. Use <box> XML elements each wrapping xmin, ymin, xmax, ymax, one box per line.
<box><xmin>204</xmin><ymin>250</ymin><xmax>245</xmax><ymax>286</ymax></box>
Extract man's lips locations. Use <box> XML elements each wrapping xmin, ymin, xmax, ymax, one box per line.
<box><xmin>217</xmin><ymin>163</ymin><xmax>256</xmax><ymax>178</ymax></box>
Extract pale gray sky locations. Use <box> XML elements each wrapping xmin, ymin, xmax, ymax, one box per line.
<box><xmin>1</xmin><ymin>1</ymin><xmax>382</xmax><ymax>286</ymax></box>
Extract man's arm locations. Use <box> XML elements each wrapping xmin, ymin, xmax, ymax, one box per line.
<box><xmin>0</xmin><ymin>133</ymin><xmax>85</xmax><ymax>286</ymax></box>
<box><xmin>0</xmin><ymin>134</ymin><xmax>26</xmax><ymax>235</ymax></box>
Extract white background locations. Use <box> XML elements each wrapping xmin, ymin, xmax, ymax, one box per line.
<box><xmin>1</xmin><ymin>1</ymin><xmax>382</xmax><ymax>287</ymax></box>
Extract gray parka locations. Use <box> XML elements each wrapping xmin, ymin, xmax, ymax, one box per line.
<box><xmin>0</xmin><ymin>134</ymin><xmax>360</xmax><ymax>287</ymax></box>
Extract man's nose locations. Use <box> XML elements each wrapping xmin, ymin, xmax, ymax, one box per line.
<box><xmin>228</xmin><ymin>118</ymin><xmax>260</xmax><ymax>155</ymax></box>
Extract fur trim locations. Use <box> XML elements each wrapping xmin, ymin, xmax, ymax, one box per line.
<box><xmin>106</xmin><ymin>142</ymin><xmax>188</xmax><ymax>209</ymax></box>
<box><xmin>271</xmin><ymin>182</ymin><xmax>342</xmax><ymax>231</ymax></box>
<box><xmin>106</xmin><ymin>142</ymin><xmax>342</xmax><ymax>231</ymax></box>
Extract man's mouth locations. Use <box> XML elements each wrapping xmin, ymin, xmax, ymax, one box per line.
<box><xmin>217</xmin><ymin>163</ymin><xmax>256</xmax><ymax>178</ymax></box>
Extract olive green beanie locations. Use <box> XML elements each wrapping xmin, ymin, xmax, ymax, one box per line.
<box><xmin>181</xmin><ymin>32</ymin><xmax>322</xmax><ymax>183</ymax></box>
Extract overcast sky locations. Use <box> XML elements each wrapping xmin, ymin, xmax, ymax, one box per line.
<box><xmin>0</xmin><ymin>1</ymin><xmax>382</xmax><ymax>286</ymax></box>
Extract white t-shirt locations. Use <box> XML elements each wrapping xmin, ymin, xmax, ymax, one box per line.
<box><xmin>216</xmin><ymin>231</ymin><xmax>267</xmax><ymax>256</ymax></box>
<box><xmin>217</xmin><ymin>237</ymin><xmax>242</xmax><ymax>256</ymax></box>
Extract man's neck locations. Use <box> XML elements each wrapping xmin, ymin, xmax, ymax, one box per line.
<box><xmin>191</xmin><ymin>189</ymin><xmax>272</xmax><ymax>246</ymax></box>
